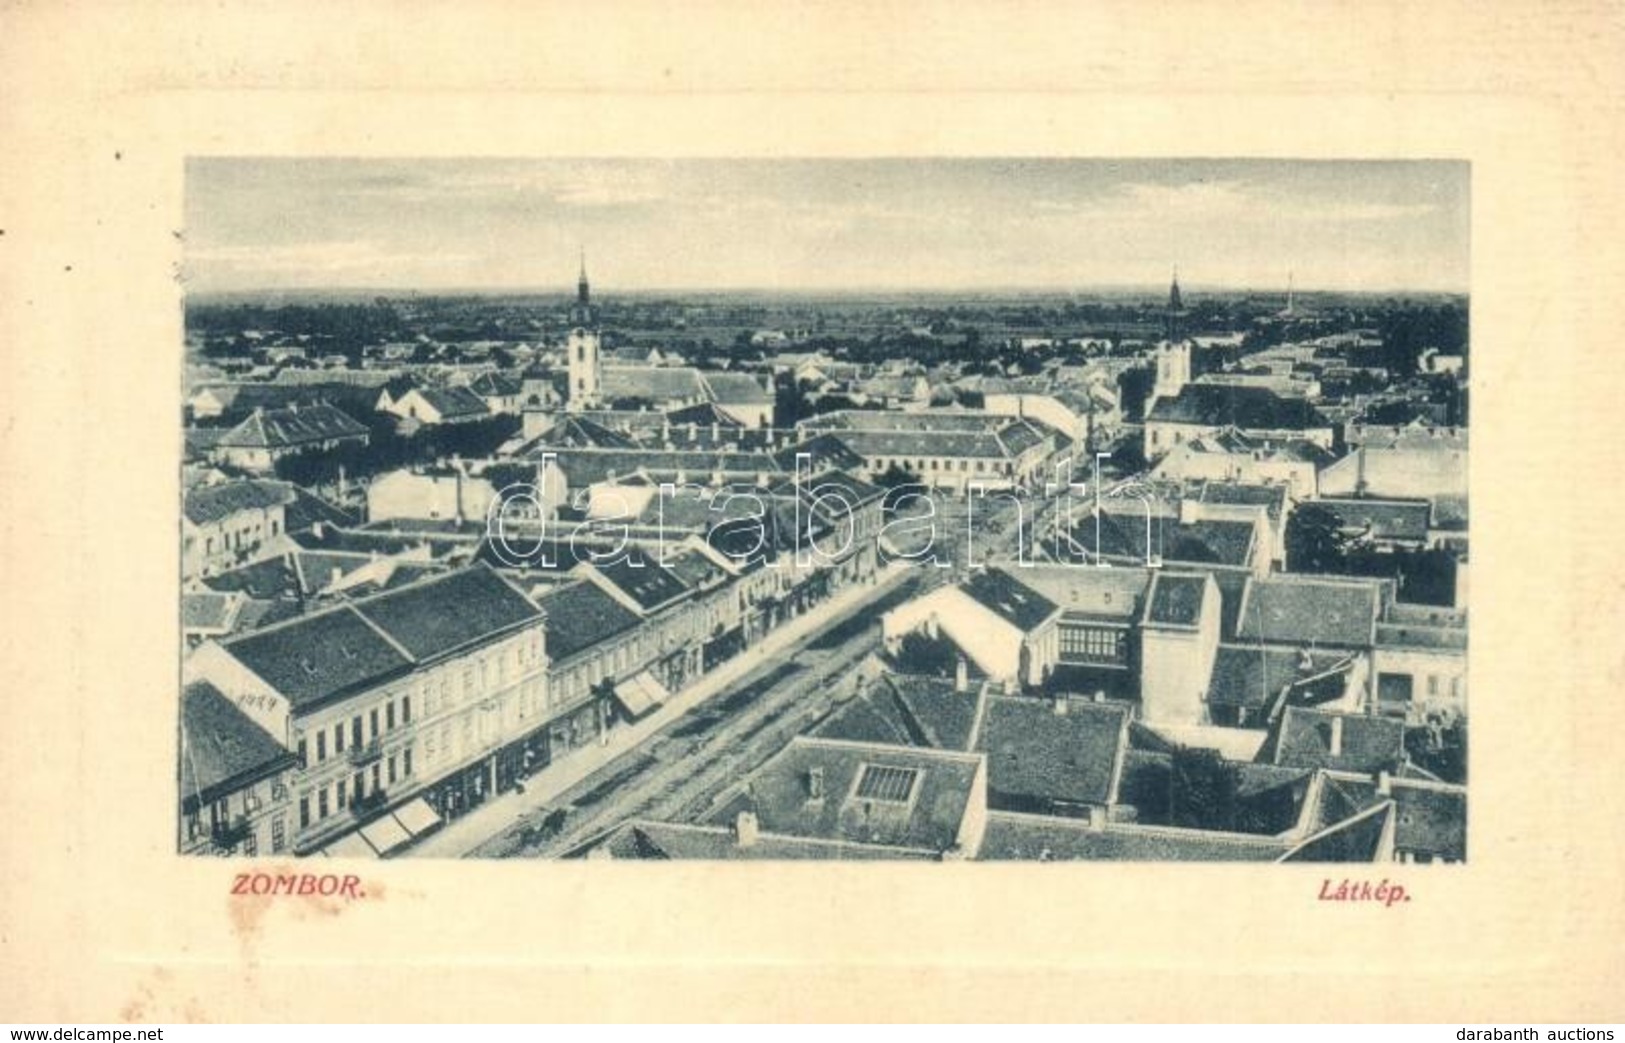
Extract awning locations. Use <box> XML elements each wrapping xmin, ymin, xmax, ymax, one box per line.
<box><xmin>322</xmin><ymin>830</ymin><xmax>380</xmax><ymax>859</ymax></box>
<box><xmin>612</xmin><ymin>671</ymin><xmax>670</xmax><ymax>719</ymax></box>
<box><xmin>359</xmin><ymin>813</ymin><xmax>413</xmax><ymax>856</ymax></box>
<box><xmin>392</xmin><ymin>796</ymin><xmax>443</xmax><ymax>838</ymax></box>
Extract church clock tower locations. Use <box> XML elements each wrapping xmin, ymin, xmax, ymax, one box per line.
<box><xmin>565</xmin><ymin>250</ymin><xmax>601</xmax><ymax>412</ymax></box>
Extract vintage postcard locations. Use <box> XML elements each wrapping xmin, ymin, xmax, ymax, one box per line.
<box><xmin>2</xmin><ymin>0</ymin><xmax>1622</xmax><ymax>1024</ymax></box>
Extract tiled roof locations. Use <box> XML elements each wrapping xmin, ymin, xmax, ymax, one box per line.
<box><xmin>1278</xmin><ymin>801</ymin><xmax>1394</xmax><ymax>862</ymax></box>
<box><xmin>184</xmin><ymin>479</ymin><xmax>292</xmax><ymax>525</ymax></box>
<box><xmin>182</xmin><ymin>591</ymin><xmax>240</xmax><ymax>631</ymax></box>
<box><xmin>1391</xmin><ymin>779</ymin><xmax>1466</xmax><ymax>861</ymax></box>
<box><xmin>1144</xmin><ymin>572</ymin><xmax>1210</xmax><ymax>627</ymax></box>
<box><xmin>414</xmin><ymin>385</ymin><xmax>490</xmax><ymax>420</ymax></box>
<box><xmin>1191</xmin><ymin>481</ymin><xmax>1292</xmax><ymax>521</ymax></box>
<box><xmin>589</xmin><ymin>551</ymin><xmax>693</xmax><ymax>612</ymax></box>
<box><xmin>1207</xmin><ymin>645</ymin><xmax>1352</xmax><ymax>709</ymax></box>
<box><xmin>700</xmin><ymin>371</ymin><xmax>774</xmax><ymax>405</ymax></box>
<box><xmin>975</xmin><ymin>696</ymin><xmax>1128</xmax><ymax>808</ymax></box>
<box><xmin>978</xmin><ymin>813</ymin><xmax>1291</xmax><ymax>862</ymax></box>
<box><xmin>352</xmin><ymin>564</ymin><xmax>540</xmax><ymax>662</ymax></box>
<box><xmin>704</xmin><ymin>736</ymin><xmax>982</xmax><ymax>854</ymax></box>
<box><xmin>219</xmin><ymin>605</ymin><xmax>414</xmax><ymax>711</ymax></box>
<box><xmin>536</xmin><ymin>579</ymin><xmax>643</xmax><ymax>662</ymax></box>
<box><xmin>1235</xmin><ymin>576</ymin><xmax>1381</xmax><ymax>648</ymax></box>
<box><xmin>1268</xmin><ymin>707</ymin><xmax>1406</xmax><ymax>773</ymax></box>
<box><xmin>1148</xmin><ymin>384</ymin><xmax>1330</xmax><ymax>431</ymax></box>
<box><xmin>467</xmin><ymin>372</ymin><xmax>522</xmax><ymax>397</ymax></box>
<box><xmin>813</xmin><ymin>672</ymin><xmax>983</xmax><ymax>752</ymax></box>
<box><xmin>180</xmin><ymin>681</ymin><xmax>296</xmax><ymax>809</ymax></box>
<box><xmin>959</xmin><ymin>568</ymin><xmax>1059</xmax><ymax>632</ymax></box>
<box><xmin>216</xmin><ymin>403</ymin><xmax>369</xmax><ymax>449</ymax></box>
<box><xmin>1315</xmin><ymin>498</ymin><xmax>1433</xmax><ymax>541</ymax></box>
<box><xmin>600</xmin><ymin>365</ymin><xmax>708</xmax><ymax>404</ymax></box>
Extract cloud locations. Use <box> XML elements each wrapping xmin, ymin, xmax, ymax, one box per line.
<box><xmin>1033</xmin><ymin>179</ymin><xmax>1437</xmax><ymax>225</ymax></box>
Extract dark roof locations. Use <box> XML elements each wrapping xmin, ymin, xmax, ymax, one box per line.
<box><xmin>201</xmin><ymin>556</ymin><xmax>303</xmax><ymax>600</ymax></box>
<box><xmin>1315</xmin><ymin>498</ymin><xmax>1433</xmax><ymax>542</ymax></box>
<box><xmin>975</xmin><ymin>696</ymin><xmax>1128</xmax><ymax>808</ymax></box>
<box><xmin>413</xmin><ymin>385</ymin><xmax>490</xmax><ymax>420</ymax></box>
<box><xmin>1278</xmin><ymin>801</ymin><xmax>1394</xmax><ymax>863</ymax></box>
<box><xmin>1144</xmin><ymin>572</ymin><xmax>1210</xmax><ymax>627</ymax></box>
<box><xmin>588</xmin><ymin>552</ymin><xmax>692</xmax><ymax>612</ymax></box>
<box><xmin>701</xmin><ymin>371</ymin><xmax>774</xmax><ymax>404</ymax></box>
<box><xmin>1207</xmin><ymin>645</ymin><xmax>1354</xmax><ymax>710</ymax></box>
<box><xmin>1191</xmin><ymin>480</ymin><xmax>1293</xmax><ymax>520</ymax></box>
<box><xmin>281</xmin><ymin>485</ymin><xmax>357</xmax><ymax>532</ymax></box>
<box><xmin>978</xmin><ymin>813</ymin><xmax>1291</xmax><ymax>862</ymax></box>
<box><xmin>352</xmin><ymin>564</ymin><xmax>540</xmax><ymax>662</ymax></box>
<box><xmin>813</xmin><ymin>673</ymin><xmax>983</xmax><ymax>752</ymax></box>
<box><xmin>1391</xmin><ymin>779</ymin><xmax>1466</xmax><ymax>861</ymax></box>
<box><xmin>182</xmin><ymin>591</ymin><xmax>239</xmax><ymax>631</ymax></box>
<box><xmin>184</xmin><ymin>480</ymin><xmax>291</xmax><ymax>525</ymax></box>
<box><xmin>180</xmin><ymin>682</ymin><xmax>296</xmax><ymax>810</ymax></box>
<box><xmin>1235</xmin><ymin>576</ymin><xmax>1381</xmax><ymax>648</ymax></box>
<box><xmin>467</xmin><ymin>372</ymin><xmax>522</xmax><ymax>397</ymax></box>
<box><xmin>216</xmin><ymin>403</ymin><xmax>369</xmax><ymax>449</ymax></box>
<box><xmin>959</xmin><ymin>569</ymin><xmax>1059</xmax><ymax>632</ymax></box>
<box><xmin>704</xmin><ymin>737</ymin><xmax>982</xmax><ymax>854</ymax></box>
<box><xmin>1148</xmin><ymin>384</ymin><xmax>1330</xmax><ymax>431</ymax></box>
<box><xmin>536</xmin><ymin>579</ymin><xmax>642</xmax><ymax>661</ymax></box>
<box><xmin>219</xmin><ymin>605</ymin><xmax>414</xmax><ymax>711</ymax></box>
<box><xmin>1268</xmin><ymin>707</ymin><xmax>1406</xmax><ymax>773</ymax></box>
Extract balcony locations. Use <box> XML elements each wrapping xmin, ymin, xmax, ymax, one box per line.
<box><xmin>347</xmin><ymin>737</ymin><xmax>384</xmax><ymax>768</ymax></box>
<box><xmin>210</xmin><ymin>816</ymin><xmax>253</xmax><ymax>849</ymax></box>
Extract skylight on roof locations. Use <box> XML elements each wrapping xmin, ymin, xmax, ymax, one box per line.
<box><xmin>854</xmin><ymin>763</ymin><xmax>920</xmax><ymax>804</ymax></box>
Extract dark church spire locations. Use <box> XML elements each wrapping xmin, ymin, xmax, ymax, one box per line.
<box><xmin>571</xmin><ymin>248</ymin><xmax>594</xmax><ymax>327</ymax></box>
<box><xmin>1165</xmin><ymin>266</ymin><xmax>1185</xmax><ymax>342</ymax></box>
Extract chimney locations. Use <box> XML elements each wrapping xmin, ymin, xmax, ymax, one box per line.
<box><xmin>712</xmin><ymin>421</ymin><xmax>721</xmax><ymax>441</ymax></box>
<box><xmin>734</xmin><ymin>810</ymin><xmax>760</xmax><ymax>848</ymax></box>
<box><xmin>1086</xmin><ymin>805</ymin><xmax>1107</xmax><ymax>830</ymax></box>
<box><xmin>954</xmin><ymin>656</ymin><xmax>968</xmax><ymax>693</ymax></box>
<box><xmin>1052</xmin><ymin>696</ymin><xmax>1069</xmax><ymax>716</ymax></box>
<box><xmin>1093</xmin><ymin>689</ymin><xmax>1106</xmax><ymax>704</ymax></box>
<box><xmin>330</xmin><ymin>567</ymin><xmax>343</xmax><ymax>588</ymax></box>
<box><xmin>1376</xmin><ymin>770</ymin><xmax>1392</xmax><ymax>796</ymax></box>
<box><xmin>1328</xmin><ymin>716</ymin><xmax>1344</xmax><ymax>758</ymax></box>
<box><xmin>806</xmin><ymin>767</ymin><xmax>825</xmax><ymax>800</ymax></box>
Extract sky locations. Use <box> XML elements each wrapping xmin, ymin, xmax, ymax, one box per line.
<box><xmin>184</xmin><ymin>158</ymin><xmax>1469</xmax><ymax>295</ymax></box>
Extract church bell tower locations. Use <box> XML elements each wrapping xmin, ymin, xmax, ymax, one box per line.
<box><xmin>566</xmin><ymin>250</ymin><xmax>601</xmax><ymax>412</ymax></box>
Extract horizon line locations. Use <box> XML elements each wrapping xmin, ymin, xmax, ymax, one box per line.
<box><xmin>186</xmin><ymin>282</ymin><xmax>1470</xmax><ymax>298</ymax></box>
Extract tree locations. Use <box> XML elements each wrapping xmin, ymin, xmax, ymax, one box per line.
<box><xmin>1168</xmin><ymin>747</ymin><xmax>1238</xmax><ymax>831</ymax></box>
<box><xmin>1284</xmin><ymin>503</ymin><xmax>1349</xmax><ymax>573</ymax></box>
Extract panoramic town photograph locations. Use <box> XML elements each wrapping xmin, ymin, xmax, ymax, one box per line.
<box><xmin>178</xmin><ymin>158</ymin><xmax>1469</xmax><ymax>864</ymax></box>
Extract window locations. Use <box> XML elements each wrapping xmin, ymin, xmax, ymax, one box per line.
<box><xmin>243</xmin><ymin>830</ymin><xmax>257</xmax><ymax>856</ymax></box>
<box><xmin>317</xmin><ymin>790</ymin><xmax>329</xmax><ymax>820</ymax></box>
<box><xmin>299</xmin><ymin>797</ymin><xmax>310</xmax><ymax>830</ymax></box>
<box><xmin>386</xmin><ymin>701</ymin><xmax>395</xmax><ymax>730</ymax></box>
<box><xmin>271</xmin><ymin>816</ymin><xmax>286</xmax><ymax>853</ymax></box>
<box><xmin>1427</xmin><ymin>675</ymin><xmax>1439</xmax><ymax>697</ymax></box>
<box><xmin>403</xmin><ymin>748</ymin><xmax>414</xmax><ymax>777</ymax></box>
<box><xmin>334</xmin><ymin>724</ymin><xmax>345</xmax><ymax>754</ymax></box>
<box><xmin>351</xmin><ymin>716</ymin><xmax>363</xmax><ymax>748</ymax></box>
<box><xmin>316</xmin><ymin>732</ymin><xmax>327</xmax><ymax>761</ymax></box>
<box><xmin>297</xmin><ymin>738</ymin><xmax>308</xmax><ymax>768</ymax></box>
<box><xmin>854</xmin><ymin>764</ymin><xmax>919</xmax><ymax>804</ymax></box>
<box><xmin>336</xmin><ymin>780</ymin><xmax>347</xmax><ymax>808</ymax></box>
<box><xmin>353</xmin><ymin>772</ymin><xmax>364</xmax><ymax>803</ymax></box>
<box><xmin>371</xmin><ymin>763</ymin><xmax>381</xmax><ymax>791</ymax></box>
<box><xmin>387</xmin><ymin>755</ymin><xmax>397</xmax><ymax>785</ymax></box>
<box><xmin>402</xmin><ymin>695</ymin><xmax>411</xmax><ymax>725</ymax></box>
<box><xmin>371</xmin><ymin>708</ymin><xmax>380</xmax><ymax>739</ymax></box>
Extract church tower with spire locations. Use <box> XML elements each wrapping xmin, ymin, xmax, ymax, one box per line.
<box><xmin>565</xmin><ymin>250</ymin><xmax>601</xmax><ymax>412</ymax></box>
<box><xmin>1151</xmin><ymin>267</ymin><xmax>1191</xmax><ymax>407</ymax></box>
